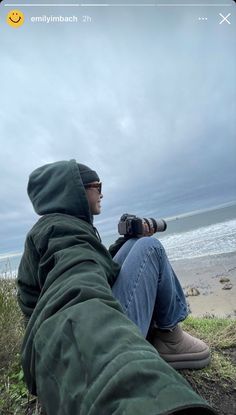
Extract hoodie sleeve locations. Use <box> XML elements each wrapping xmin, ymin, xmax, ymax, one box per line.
<box><xmin>108</xmin><ymin>236</ymin><xmax>131</xmax><ymax>257</ymax></box>
<box><xmin>19</xmin><ymin>218</ymin><xmax>217</xmax><ymax>415</ymax></box>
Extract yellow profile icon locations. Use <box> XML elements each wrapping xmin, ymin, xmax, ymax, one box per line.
<box><xmin>7</xmin><ymin>10</ymin><xmax>25</xmax><ymax>28</ymax></box>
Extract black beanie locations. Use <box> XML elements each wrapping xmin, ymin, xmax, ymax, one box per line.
<box><xmin>77</xmin><ymin>163</ymin><xmax>100</xmax><ymax>185</ymax></box>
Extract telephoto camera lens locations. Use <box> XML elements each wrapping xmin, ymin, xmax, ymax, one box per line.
<box><xmin>153</xmin><ymin>218</ymin><xmax>167</xmax><ymax>232</ymax></box>
<box><xmin>144</xmin><ymin>218</ymin><xmax>167</xmax><ymax>233</ymax></box>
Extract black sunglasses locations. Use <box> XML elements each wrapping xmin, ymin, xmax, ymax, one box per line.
<box><xmin>84</xmin><ymin>182</ymin><xmax>102</xmax><ymax>194</ymax></box>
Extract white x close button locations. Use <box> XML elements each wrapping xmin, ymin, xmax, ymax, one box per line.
<box><xmin>219</xmin><ymin>13</ymin><xmax>231</xmax><ymax>25</ymax></box>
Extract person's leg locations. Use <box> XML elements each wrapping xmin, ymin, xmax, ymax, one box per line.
<box><xmin>112</xmin><ymin>236</ymin><xmax>210</xmax><ymax>370</ymax></box>
<box><xmin>112</xmin><ymin>237</ymin><xmax>188</xmax><ymax>337</ymax></box>
<box><xmin>113</xmin><ymin>238</ymin><xmax>138</xmax><ymax>266</ymax></box>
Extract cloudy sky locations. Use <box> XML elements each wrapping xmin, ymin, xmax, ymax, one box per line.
<box><xmin>0</xmin><ymin>0</ymin><xmax>236</xmax><ymax>255</ymax></box>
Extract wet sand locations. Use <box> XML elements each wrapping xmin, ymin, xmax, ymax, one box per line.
<box><xmin>171</xmin><ymin>251</ymin><xmax>236</xmax><ymax>318</ymax></box>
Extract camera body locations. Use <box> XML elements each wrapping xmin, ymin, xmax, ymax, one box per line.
<box><xmin>118</xmin><ymin>213</ymin><xmax>167</xmax><ymax>237</ymax></box>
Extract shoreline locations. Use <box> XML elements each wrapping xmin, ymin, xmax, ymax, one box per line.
<box><xmin>1</xmin><ymin>251</ymin><xmax>236</xmax><ymax>319</ymax></box>
<box><xmin>171</xmin><ymin>251</ymin><xmax>236</xmax><ymax>318</ymax></box>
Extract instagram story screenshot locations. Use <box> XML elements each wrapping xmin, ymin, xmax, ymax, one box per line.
<box><xmin>0</xmin><ymin>1</ymin><xmax>236</xmax><ymax>415</ymax></box>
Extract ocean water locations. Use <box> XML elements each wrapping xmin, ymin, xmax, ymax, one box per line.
<box><xmin>158</xmin><ymin>218</ymin><xmax>236</xmax><ymax>261</ymax></box>
<box><xmin>0</xmin><ymin>254</ymin><xmax>21</xmax><ymax>278</ymax></box>
<box><xmin>157</xmin><ymin>202</ymin><xmax>236</xmax><ymax>261</ymax></box>
<box><xmin>1</xmin><ymin>202</ymin><xmax>236</xmax><ymax>276</ymax></box>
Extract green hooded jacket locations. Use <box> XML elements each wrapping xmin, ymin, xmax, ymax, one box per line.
<box><xmin>17</xmin><ymin>159</ymin><xmax>217</xmax><ymax>415</ymax></box>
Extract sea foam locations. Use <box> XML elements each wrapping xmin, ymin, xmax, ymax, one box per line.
<box><xmin>158</xmin><ymin>219</ymin><xmax>236</xmax><ymax>261</ymax></box>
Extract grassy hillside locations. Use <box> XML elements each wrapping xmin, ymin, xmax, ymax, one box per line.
<box><xmin>0</xmin><ymin>278</ymin><xmax>235</xmax><ymax>415</ymax></box>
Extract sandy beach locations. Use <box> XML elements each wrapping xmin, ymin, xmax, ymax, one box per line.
<box><xmin>171</xmin><ymin>251</ymin><xmax>236</xmax><ymax>318</ymax></box>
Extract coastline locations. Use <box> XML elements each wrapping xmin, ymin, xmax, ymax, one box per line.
<box><xmin>171</xmin><ymin>251</ymin><xmax>236</xmax><ymax>318</ymax></box>
<box><xmin>1</xmin><ymin>250</ymin><xmax>236</xmax><ymax>318</ymax></box>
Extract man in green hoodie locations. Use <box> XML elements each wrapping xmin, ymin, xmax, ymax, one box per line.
<box><xmin>17</xmin><ymin>159</ymin><xmax>216</xmax><ymax>415</ymax></box>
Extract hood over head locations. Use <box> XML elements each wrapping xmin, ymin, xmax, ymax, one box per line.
<box><xmin>27</xmin><ymin>159</ymin><xmax>98</xmax><ymax>223</ymax></box>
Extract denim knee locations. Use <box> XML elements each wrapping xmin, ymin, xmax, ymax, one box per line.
<box><xmin>134</xmin><ymin>236</ymin><xmax>164</xmax><ymax>253</ymax></box>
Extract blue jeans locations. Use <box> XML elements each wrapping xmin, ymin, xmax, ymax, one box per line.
<box><xmin>112</xmin><ymin>237</ymin><xmax>188</xmax><ymax>337</ymax></box>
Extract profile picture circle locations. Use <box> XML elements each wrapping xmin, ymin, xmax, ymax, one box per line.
<box><xmin>7</xmin><ymin>10</ymin><xmax>25</xmax><ymax>28</ymax></box>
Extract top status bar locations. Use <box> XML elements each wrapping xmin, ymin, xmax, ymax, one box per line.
<box><xmin>3</xmin><ymin>3</ymin><xmax>234</xmax><ymax>7</ymax></box>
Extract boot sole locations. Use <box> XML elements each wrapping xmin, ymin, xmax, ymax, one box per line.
<box><xmin>166</xmin><ymin>355</ymin><xmax>211</xmax><ymax>370</ymax></box>
<box><xmin>159</xmin><ymin>349</ymin><xmax>211</xmax><ymax>370</ymax></box>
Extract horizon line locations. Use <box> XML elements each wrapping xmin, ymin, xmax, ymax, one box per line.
<box><xmin>1</xmin><ymin>199</ymin><xmax>236</xmax><ymax>258</ymax></box>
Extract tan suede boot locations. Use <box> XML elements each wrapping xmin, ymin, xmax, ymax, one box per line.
<box><xmin>151</xmin><ymin>325</ymin><xmax>211</xmax><ymax>370</ymax></box>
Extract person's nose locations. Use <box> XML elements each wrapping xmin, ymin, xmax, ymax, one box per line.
<box><xmin>100</xmin><ymin>192</ymin><xmax>103</xmax><ymax>199</ymax></box>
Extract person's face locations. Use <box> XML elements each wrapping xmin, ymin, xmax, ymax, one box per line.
<box><xmin>85</xmin><ymin>181</ymin><xmax>103</xmax><ymax>215</ymax></box>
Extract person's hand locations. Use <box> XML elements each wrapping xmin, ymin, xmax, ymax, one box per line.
<box><xmin>142</xmin><ymin>220</ymin><xmax>155</xmax><ymax>237</ymax></box>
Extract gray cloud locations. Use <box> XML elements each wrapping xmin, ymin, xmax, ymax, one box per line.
<box><xmin>0</xmin><ymin>0</ymin><xmax>236</xmax><ymax>254</ymax></box>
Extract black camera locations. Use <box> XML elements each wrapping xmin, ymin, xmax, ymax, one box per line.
<box><xmin>118</xmin><ymin>213</ymin><xmax>167</xmax><ymax>237</ymax></box>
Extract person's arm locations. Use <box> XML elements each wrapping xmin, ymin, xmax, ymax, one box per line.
<box><xmin>108</xmin><ymin>235</ymin><xmax>131</xmax><ymax>257</ymax></box>
<box><xmin>19</xmin><ymin>216</ymin><xmax>216</xmax><ymax>415</ymax></box>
